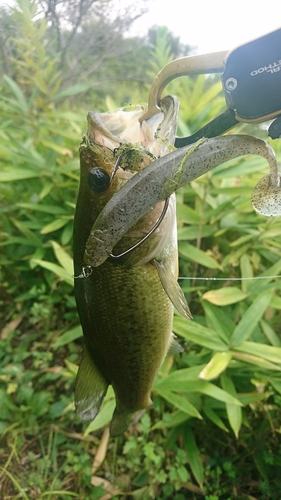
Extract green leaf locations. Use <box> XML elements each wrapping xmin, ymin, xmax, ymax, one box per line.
<box><xmin>64</xmin><ymin>359</ymin><xmax>79</xmax><ymax>376</ymax></box>
<box><xmin>199</xmin><ymin>352</ymin><xmax>232</xmax><ymax>381</ymax></box>
<box><xmin>238</xmin><ymin>392</ymin><xmax>271</xmax><ymax>405</ymax></box>
<box><xmin>229</xmin><ymin>234</ymin><xmax>254</xmax><ymax>247</ymax></box>
<box><xmin>240</xmin><ymin>254</ymin><xmax>254</xmax><ymax>293</ymax></box>
<box><xmin>4</xmin><ymin>75</ymin><xmax>28</xmax><ymax>112</ymax></box>
<box><xmin>52</xmin><ymin>325</ymin><xmax>83</xmax><ymax>350</ymax></box>
<box><xmin>204</xmin><ymin>379</ymin><xmax>243</xmax><ymax>404</ymax></box>
<box><xmin>156</xmin><ymin>388</ymin><xmax>202</xmax><ymax>419</ymax></box>
<box><xmin>17</xmin><ymin>203</ymin><xmax>68</xmax><ymax>215</ymax></box>
<box><xmin>232</xmin><ymin>351</ymin><xmax>281</xmax><ymax>371</ymax></box>
<box><xmin>177</xmin><ymin>465</ymin><xmax>189</xmax><ymax>483</ymax></box>
<box><xmin>31</xmin><ymin>259</ymin><xmax>73</xmax><ymax>285</ymax></box>
<box><xmin>156</xmin><ymin>365</ymin><xmax>205</xmax><ymax>388</ymax></box>
<box><xmin>202</xmin><ymin>301</ymin><xmax>234</xmax><ymax>342</ymax></box>
<box><xmin>203</xmin><ymin>406</ymin><xmax>229</xmax><ymax>432</ymax></box>
<box><xmin>0</xmin><ymin>169</ymin><xmax>40</xmax><ymax>181</ymax></box>
<box><xmin>156</xmin><ymin>374</ymin><xmax>242</xmax><ymax>406</ymax></box>
<box><xmin>179</xmin><ymin>242</ymin><xmax>221</xmax><ymax>269</ymax></box>
<box><xmin>269</xmin><ymin>295</ymin><xmax>281</xmax><ymax>310</ymax></box>
<box><xmin>221</xmin><ymin>375</ymin><xmax>242</xmax><ymax>438</ymax></box>
<box><xmin>40</xmin><ymin>218</ymin><xmax>69</xmax><ymax>234</ymax></box>
<box><xmin>235</xmin><ymin>341</ymin><xmax>281</xmax><ymax>365</ymax></box>
<box><xmin>211</xmin><ymin>186</ymin><xmax>252</xmax><ymax>197</ymax></box>
<box><xmin>212</xmin><ymin>155</ymin><xmax>266</xmax><ymax>178</ymax></box>
<box><xmin>177</xmin><ymin>225</ymin><xmax>216</xmax><ymax>240</ymax></box>
<box><xmin>61</xmin><ymin>222</ymin><xmax>73</xmax><ymax>246</ymax></box>
<box><xmin>53</xmin><ymin>83</ymin><xmax>93</xmax><ymax>100</ymax></box>
<box><xmin>176</xmin><ymin>202</ymin><xmax>201</xmax><ymax>224</ymax></box>
<box><xmin>230</xmin><ymin>290</ymin><xmax>273</xmax><ymax>345</ymax></box>
<box><xmin>10</xmin><ymin>218</ymin><xmax>42</xmax><ymax>245</ymax></box>
<box><xmin>41</xmin><ymin>139</ymin><xmax>73</xmax><ymax>155</ymax></box>
<box><xmin>247</xmin><ymin>258</ymin><xmax>281</xmax><ymax>293</ymax></box>
<box><xmin>260</xmin><ymin>320</ymin><xmax>281</xmax><ymax>347</ymax></box>
<box><xmin>173</xmin><ymin>316</ymin><xmax>228</xmax><ymax>351</ymax></box>
<box><xmin>203</xmin><ymin>287</ymin><xmax>247</xmax><ymax>306</ymax></box>
<box><xmin>269</xmin><ymin>379</ymin><xmax>281</xmax><ymax>395</ymax></box>
<box><xmin>151</xmin><ymin>411</ymin><xmax>189</xmax><ymax>430</ymax></box>
<box><xmin>259</xmin><ymin>227</ymin><xmax>281</xmax><ymax>240</ymax></box>
<box><xmin>0</xmin><ymin>236</ymin><xmax>40</xmax><ymax>248</ymax></box>
<box><xmin>182</xmin><ymin>425</ymin><xmax>204</xmax><ymax>488</ymax></box>
<box><xmin>50</xmin><ymin>241</ymin><xmax>73</xmax><ymax>275</ymax></box>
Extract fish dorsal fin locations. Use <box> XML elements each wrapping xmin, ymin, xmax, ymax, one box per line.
<box><xmin>75</xmin><ymin>345</ymin><xmax>109</xmax><ymax>421</ymax></box>
<box><xmin>153</xmin><ymin>258</ymin><xmax>192</xmax><ymax>320</ymax></box>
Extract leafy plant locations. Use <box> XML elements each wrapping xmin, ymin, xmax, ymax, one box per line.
<box><xmin>1</xmin><ymin>1</ymin><xmax>281</xmax><ymax>499</ymax></box>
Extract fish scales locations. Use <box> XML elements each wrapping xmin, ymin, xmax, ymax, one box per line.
<box><xmin>73</xmin><ymin>97</ymin><xmax>190</xmax><ymax>436</ymax></box>
<box><xmin>77</xmin><ymin>262</ymin><xmax>173</xmax><ymax>409</ymax></box>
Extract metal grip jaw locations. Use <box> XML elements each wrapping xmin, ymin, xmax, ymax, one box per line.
<box><xmin>139</xmin><ymin>28</ymin><xmax>281</xmax><ymax>145</ymax></box>
<box><xmin>138</xmin><ymin>51</ymin><xmax>228</xmax><ymax>122</ymax></box>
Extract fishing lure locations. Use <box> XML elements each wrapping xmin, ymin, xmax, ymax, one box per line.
<box><xmin>86</xmin><ymin>134</ymin><xmax>279</xmax><ymax>267</ymax></box>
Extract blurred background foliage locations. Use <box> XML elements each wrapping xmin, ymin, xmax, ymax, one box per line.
<box><xmin>1</xmin><ymin>1</ymin><xmax>281</xmax><ymax>499</ymax></box>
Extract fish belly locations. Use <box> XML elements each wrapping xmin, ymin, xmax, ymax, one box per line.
<box><xmin>75</xmin><ymin>259</ymin><xmax>173</xmax><ymax>415</ymax></box>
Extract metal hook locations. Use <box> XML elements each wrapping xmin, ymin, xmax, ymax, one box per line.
<box><xmin>111</xmin><ymin>150</ymin><xmax>126</xmax><ymax>181</ymax></box>
<box><xmin>73</xmin><ymin>265</ymin><xmax>93</xmax><ymax>279</ymax></box>
<box><xmin>109</xmin><ymin>197</ymin><xmax>170</xmax><ymax>260</ymax></box>
<box><xmin>74</xmin><ymin>200</ymin><xmax>169</xmax><ymax>273</ymax></box>
<box><xmin>109</xmin><ymin>148</ymin><xmax>165</xmax><ymax>260</ymax></box>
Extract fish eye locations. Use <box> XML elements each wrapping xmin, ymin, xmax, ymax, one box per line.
<box><xmin>87</xmin><ymin>168</ymin><xmax>110</xmax><ymax>193</ymax></box>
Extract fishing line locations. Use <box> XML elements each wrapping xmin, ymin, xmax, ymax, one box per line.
<box><xmin>74</xmin><ymin>270</ymin><xmax>281</xmax><ymax>281</ymax></box>
<box><xmin>178</xmin><ymin>275</ymin><xmax>281</xmax><ymax>281</ymax></box>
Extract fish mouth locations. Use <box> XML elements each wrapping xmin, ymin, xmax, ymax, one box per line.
<box><xmin>83</xmin><ymin>95</ymin><xmax>180</xmax><ymax>267</ymax></box>
<box><xmin>87</xmin><ymin>95</ymin><xmax>179</xmax><ymax>159</ymax></box>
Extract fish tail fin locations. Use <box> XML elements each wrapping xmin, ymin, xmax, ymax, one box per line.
<box><xmin>110</xmin><ymin>408</ymin><xmax>132</xmax><ymax>438</ymax></box>
<box><xmin>75</xmin><ymin>345</ymin><xmax>109</xmax><ymax>421</ymax></box>
<box><xmin>110</xmin><ymin>397</ymin><xmax>153</xmax><ymax>437</ymax></box>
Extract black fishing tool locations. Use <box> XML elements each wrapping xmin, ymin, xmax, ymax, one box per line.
<box><xmin>139</xmin><ymin>28</ymin><xmax>281</xmax><ymax>146</ymax></box>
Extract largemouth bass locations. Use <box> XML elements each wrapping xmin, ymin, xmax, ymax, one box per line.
<box><xmin>73</xmin><ymin>96</ymin><xmax>191</xmax><ymax>437</ymax></box>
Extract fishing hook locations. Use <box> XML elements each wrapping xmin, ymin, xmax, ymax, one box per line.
<box><xmin>108</xmin><ymin>147</ymin><xmax>168</xmax><ymax>260</ymax></box>
<box><xmin>109</xmin><ymin>197</ymin><xmax>170</xmax><ymax>260</ymax></box>
<box><xmin>110</xmin><ymin>150</ymin><xmax>125</xmax><ymax>181</ymax></box>
<box><xmin>74</xmin><ymin>197</ymin><xmax>170</xmax><ymax>274</ymax></box>
<box><xmin>73</xmin><ymin>265</ymin><xmax>93</xmax><ymax>279</ymax></box>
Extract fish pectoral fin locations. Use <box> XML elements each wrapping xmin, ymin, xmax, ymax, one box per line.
<box><xmin>75</xmin><ymin>345</ymin><xmax>109</xmax><ymax>421</ymax></box>
<box><xmin>167</xmin><ymin>333</ymin><xmax>184</xmax><ymax>356</ymax></box>
<box><xmin>153</xmin><ymin>258</ymin><xmax>192</xmax><ymax>319</ymax></box>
